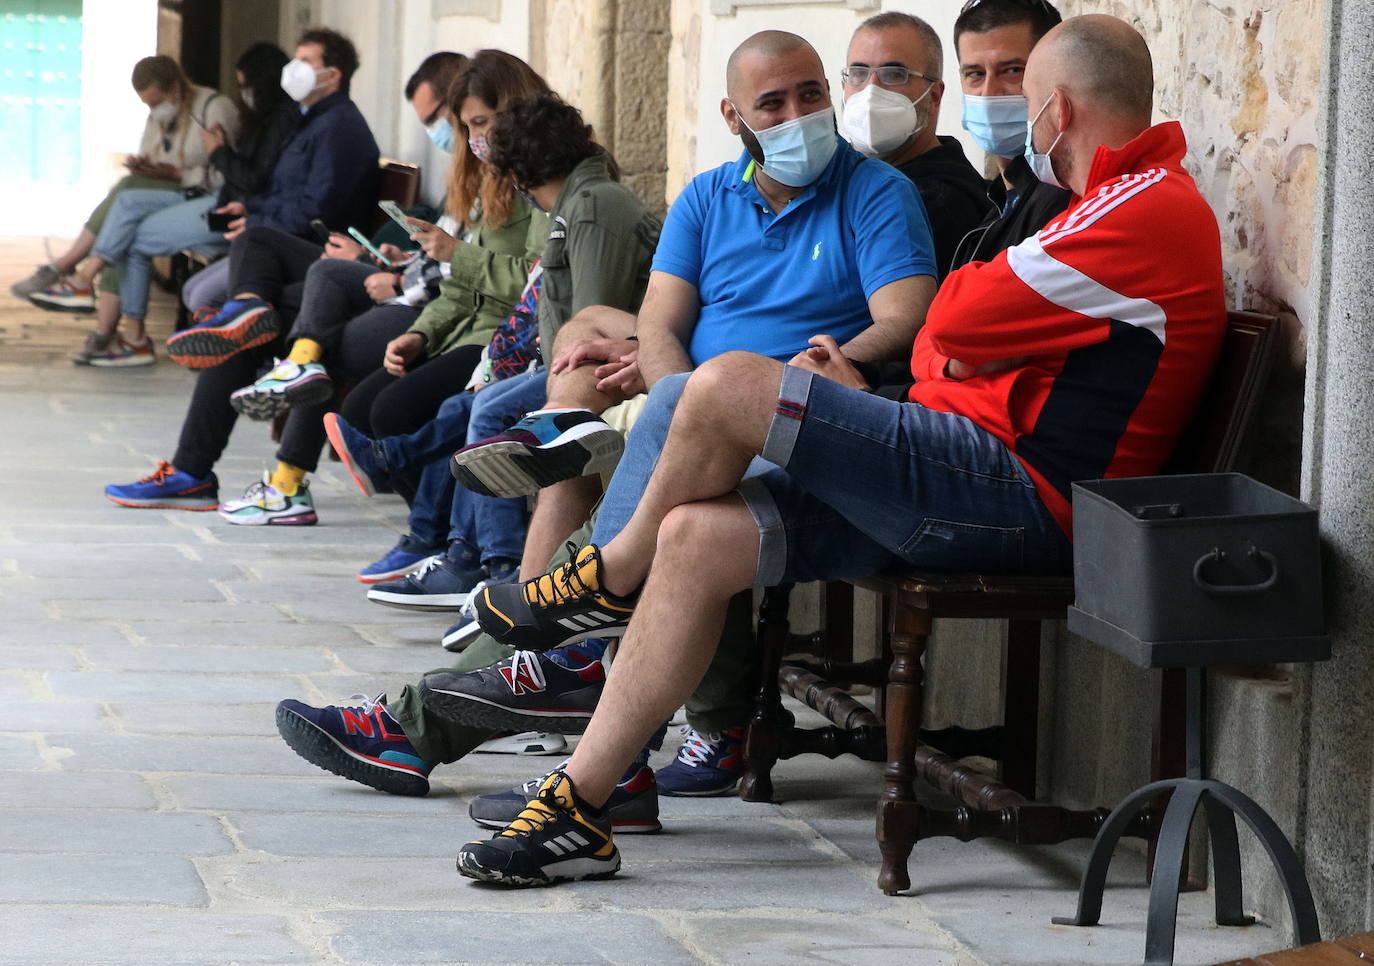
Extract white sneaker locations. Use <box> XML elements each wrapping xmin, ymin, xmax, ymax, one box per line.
<box><xmin>472</xmin><ymin>732</ymin><xmax>569</xmax><ymax>755</ymax></box>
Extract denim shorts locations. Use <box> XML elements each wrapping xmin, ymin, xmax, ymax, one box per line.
<box><xmin>741</xmin><ymin>365</ymin><xmax>1071</xmax><ymax>586</ymax></box>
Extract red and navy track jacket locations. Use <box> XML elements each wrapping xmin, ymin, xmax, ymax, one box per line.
<box><xmin>909</xmin><ymin>122</ymin><xmax>1226</xmax><ymax>536</ymax></box>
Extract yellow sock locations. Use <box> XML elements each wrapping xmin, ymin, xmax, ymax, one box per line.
<box><xmin>287</xmin><ymin>338</ymin><xmax>324</xmax><ymax>365</ymax></box>
<box><xmin>269</xmin><ymin>462</ymin><xmax>307</xmax><ymax>496</ymax></box>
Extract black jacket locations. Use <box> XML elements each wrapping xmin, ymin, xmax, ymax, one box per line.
<box><xmin>894</xmin><ymin>136</ymin><xmax>992</xmax><ymax>281</ymax></box>
<box><xmin>210</xmin><ymin>102</ymin><xmax>298</xmax><ymax>206</ymax></box>
<box><xmin>949</xmin><ymin>153</ymin><xmax>1072</xmax><ymax>270</ymax></box>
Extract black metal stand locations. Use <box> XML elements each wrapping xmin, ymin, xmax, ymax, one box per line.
<box><xmin>1052</xmin><ymin>666</ymin><xmax>1320</xmax><ymax>965</ymax></box>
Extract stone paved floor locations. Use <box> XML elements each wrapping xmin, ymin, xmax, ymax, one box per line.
<box><xmin>0</xmin><ymin>238</ymin><xmax>1288</xmax><ymax>965</ymax></box>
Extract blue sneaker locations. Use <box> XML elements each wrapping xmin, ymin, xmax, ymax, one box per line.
<box><xmin>469</xmin><ymin>761</ymin><xmax>661</xmax><ymax>834</ymax></box>
<box><xmin>451</xmin><ymin>408</ymin><xmax>624</xmax><ymax>499</ymax></box>
<box><xmin>324</xmin><ymin>412</ymin><xmax>391</xmax><ymax>497</ymax></box>
<box><xmin>358</xmin><ymin>538</ymin><xmax>442</xmax><ymax>585</ymax></box>
<box><xmin>419</xmin><ymin>639</ymin><xmax>609</xmax><ymax>734</ymax></box>
<box><xmin>366</xmin><ymin>547</ymin><xmax>485</xmax><ymax>611</ymax></box>
<box><xmin>105</xmin><ymin>461</ymin><xmax>218</xmax><ymax>511</ymax></box>
<box><xmin>655</xmin><ymin>726</ymin><xmax>745</xmax><ymax>797</ymax></box>
<box><xmin>165</xmin><ymin>297</ymin><xmax>279</xmax><ymax>369</ymax></box>
<box><xmin>275</xmin><ymin>693</ymin><xmax>431</xmax><ymax>796</ymax></box>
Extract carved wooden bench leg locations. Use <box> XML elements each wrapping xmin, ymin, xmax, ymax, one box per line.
<box><xmin>1000</xmin><ymin>618</ymin><xmax>1042</xmax><ymax>799</ymax></box>
<box><xmin>741</xmin><ymin>585</ymin><xmax>794</xmax><ymax>803</ymax></box>
<box><xmin>877</xmin><ymin>595</ymin><xmax>931</xmax><ymax>895</ymax></box>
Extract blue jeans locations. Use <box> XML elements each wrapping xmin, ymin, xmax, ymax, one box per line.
<box><xmin>594</xmin><ymin>364</ymin><xmax>1070</xmax><ymax>585</ymax></box>
<box><xmin>91</xmin><ymin>190</ymin><xmax>227</xmax><ymax>319</ymax></box>
<box><xmin>399</xmin><ymin>368</ymin><xmax>548</xmax><ymax>562</ymax></box>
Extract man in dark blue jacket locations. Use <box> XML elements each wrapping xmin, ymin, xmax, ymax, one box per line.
<box><xmin>219</xmin><ymin>27</ymin><xmax>380</xmax><ymax>239</ymax></box>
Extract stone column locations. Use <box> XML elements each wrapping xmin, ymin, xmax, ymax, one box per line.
<box><xmin>1296</xmin><ymin>0</ymin><xmax>1374</xmax><ymax>936</ymax></box>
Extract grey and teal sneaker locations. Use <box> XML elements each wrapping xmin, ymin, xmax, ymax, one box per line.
<box><xmin>219</xmin><ymin>477</ymin><xmax>318</xmax><ymax>526</ymax></box>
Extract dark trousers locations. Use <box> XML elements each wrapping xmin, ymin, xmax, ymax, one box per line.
<box><xmin>229</xmin><ymin>226</ymin><xmax>322</xmax><ymax>304</ymax></box>
<box><xmin>339</xmin><ymin>344</ymin><xmax>484</xmax><ymax>505</ymax></box>
<box><xmin>289</xmin><ymin>258</ymin><xmax>379</xmax><ymax>353</ymax></box>
<box><xmin>172</xmin><ymin>305</ymin><xmax>415</xmax><ymax>479</ymax></box>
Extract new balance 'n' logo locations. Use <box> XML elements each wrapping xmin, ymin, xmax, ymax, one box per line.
<box><xmin>500</xmin><ymin>662</ymin><xmax>544</xmax><ymax>696</ymax></box>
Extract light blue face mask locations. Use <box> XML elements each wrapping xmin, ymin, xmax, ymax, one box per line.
<box><xmin>734</xmin><ymin>104</ymin><xmax>839</xmax><ymax>188</ymax></box>
<box><xmin>1024</xmin><ymin>90</ymin><xmax>1066</xmax><ymax>188</ymax></box>
<box><xmin>425</xmin><ymin>117</ymin><xmax>455</xmax><ymax>153</ymax></box>
<box><xmin>961</xmin><ymin>93</ymin><xmax>1029</xmax><ymax>157</ymax></box>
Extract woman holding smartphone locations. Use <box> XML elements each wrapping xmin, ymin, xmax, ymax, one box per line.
<box><xmin>17</xmin><ymin>56</ymin><xmax>241</xmax><ymax>353</ymax></box>
<box><xmin>41</xmin><ymin>45</ymin><xmax>294</xmax><ymax>367</ymax></box>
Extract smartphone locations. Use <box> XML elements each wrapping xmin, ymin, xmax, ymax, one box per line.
<box><xmin>377</xmin><ymin>200</ymin><xmax>422</xmax><ymax>236</ymax></box>
<box><xmin>308</xmin><ymin>218</ymin><xmax>332</xmax><ymax>244</ymax></box>
<box><xmin>206</xmin><ymin>211</ymin><xmax>236</xmax><ymax>232</ymax></box>
<box><xmin>346</xmin><ymin>226</ymin><xmax>394</xmax><ymax>267</ymax></box>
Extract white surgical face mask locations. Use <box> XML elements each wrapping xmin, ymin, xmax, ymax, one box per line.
<box><xmin>281</xmin><ymin>58</ymin><xmax>329</xmax><ymax>103</ymax></box>
<box><xmin>1024</xmin><ymin>90</ymin><xmax>1066</xmax><ymax>189</ymax></box>
<box><xmin>734</xmin><ymin>104</ymin><xmax>839</xmax><ymax>188</ymax></box>
<box><xmin>962</xmin><ymin>93</ymin><xmax>1029</xmax><ymax>157</ymax></box>
<box><xmin>149</xmin><ymin>100</ymin><xmax>177</xmax><ymax>123</ymax></box>
<box><xmin>841</xmin><ymin>83</ymin><xmax>932</xmax><ymax>158</ymax></box>
<box><xmin>241</xmin><ymin>89</ymin><xmax>256</xmax><ymax>111</ymax></box>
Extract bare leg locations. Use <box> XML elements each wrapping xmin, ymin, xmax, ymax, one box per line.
<box><xmin>123</xmin><ymin>316</ymin><xmax>147</xmax><ymax>343</ymax></box>
<box><xmin>520</xmin><ymin>475</ymin><xmax>604</xmax><ymax>580</ymax></box>
<box><xmin>565</xmin><ymin>494</ymin><xmax>760</xmax><ymax>804</ymax></box>
<box><xmin>543</xmin><ymin>306</ymin><xmax>637</xmax><ymax>413</ymax></box>
<box><xmin>94</xmin><ymin>293</ymin><xmax>121</xmax><ymax>337</ymax></box>
<box><xmin>52</xmin><ymin>228</ymin><xmax>96</xmax><ymax>275</ymax></box>
<box><xmin>71</xmin><ymin>256</ymin><xmax>107</xmax><ymax>289</ymax></box>
<box><xmin>597</xmin><ymin>351</ymin><xmax>785</xmax><ymax>597</ymax></box>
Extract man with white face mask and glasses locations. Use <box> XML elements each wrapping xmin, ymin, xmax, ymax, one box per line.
<box><xmin>839</xmin><ymin>12</ymin><xmax>987</xmax><ymax>279</ymax></box>
<box><xmin>951</xmin><ymin>0</ymin><xmax>1072</xmax><ymax>267</ymax></box>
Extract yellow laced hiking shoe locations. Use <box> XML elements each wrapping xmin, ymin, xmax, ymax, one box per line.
<box><xmin>456</xmin><ymin>770</ymin><xmax>620</xmax><ymax>886</ymax></box>
<box><xmin>473</xmin><ymin>544</ymin><xmax>637</xmax><ymax>650</ymax></box>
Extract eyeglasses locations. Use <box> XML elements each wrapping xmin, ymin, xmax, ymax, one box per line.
<box><xmin>840</xmin><ymin>65</ymin><xmax>938</xmax><ymax>88</ymax></box>
<box><xmin>959</xmin><ymin>0</ymin><xmax>1060</xmax><ymax>17</ymax></box>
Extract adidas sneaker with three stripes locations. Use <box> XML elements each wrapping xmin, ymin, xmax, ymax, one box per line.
<box><xmin>473</xmin><ymin>543</ymin><xmax>637</xmax><ymax>651</ymax></box>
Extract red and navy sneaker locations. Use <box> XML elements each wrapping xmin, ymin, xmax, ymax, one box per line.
<box><xmin>450</xmin><ymin>408</ymin><xmax>624</xmax><ymax>499</ymax></box>
<box><xmin>418</xmin><ymin>639</ymin><xmax>609</xmax><ymax>734</ymax></box>
<box><xmin>457</xmin><ymin>770</ymin><xmax>619</xmax><ymax>886</ymax></box>
<box><xmin>655</xmin><ymin>726</ymin><xmax>746</xmax><ymax>797</ymax></box>
<box><xmin>468</xmin><ymin>760</ymin><xmax>661</xmax><ymax>834</ymax></box>
<box><xmin>275</xmin><ymin>693</ymin><xmax>432</xmax><ymax>796</ymax></box>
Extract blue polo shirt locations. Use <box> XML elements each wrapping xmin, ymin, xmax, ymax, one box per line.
<box><xmin>651</xmin><ymin>137</ymin><xmax>936</xmax><ymax>365</ymax></box>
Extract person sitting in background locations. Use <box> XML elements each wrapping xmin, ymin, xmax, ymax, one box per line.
<box><xmin>14</xmin><ymin>54</ymin><xmax>239</xmax><ymax>334</ymax></box>
<box><xmin>99</xmin><ymin>49</ymin><xmax>445</xmax><ymax>522</ymax></box>
<box><xmin>63</xmin><ymin>43</ymin><xmax>293</xmax><ymax>368</ymax></box>
<box><xmin>160</xmin><ymin>26</ymin><xmax>381</xmax><ymax>324</ymax></box>
<box><xmin>838</xmin><ymin>11</ymin><xmax>988</xmax><ymax>278</ymax></box>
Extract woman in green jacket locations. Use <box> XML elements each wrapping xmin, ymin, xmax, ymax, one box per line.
<box><xmin>339</xmin><ymin>50</ymin><xmax>550</xmax><ymax>448</ymax></box>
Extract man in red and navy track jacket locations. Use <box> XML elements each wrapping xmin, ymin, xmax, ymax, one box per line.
<box><xmin>911</xmin><ymin>118</ymin><xmax>1226</xmax><ymax>536</ymax></box>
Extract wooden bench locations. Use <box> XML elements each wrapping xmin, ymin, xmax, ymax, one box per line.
<box><xmin>1212</xmin><ymin>930</ymin><xmax>1374</xmax><ymax>965</ymax></box>
<box><xmin>742</xmin><ymin>309</ymin><xmax>1280</xmax><ymax>895</ymax></box>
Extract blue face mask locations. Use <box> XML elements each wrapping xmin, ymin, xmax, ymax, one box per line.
<box><xmin>425</xmin><ymin>117</ymin><xmax>455</xmax><ymax>153</ymax></box>
<box><xmin>961</xmin><ymin>94</ymin><xmax>1029</xmax><ymax>157</ymax></box>
<box><xmin>1024</xmin><ymin>91</ymin><xmax>1066</xmax><ymax>189</ymax></box>
<box><xmin>733</xmin><ymin>104</ymin><xmax>839</xmax><ymax>188</ymax></box>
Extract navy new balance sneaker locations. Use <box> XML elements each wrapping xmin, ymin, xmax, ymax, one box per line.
<box><xmin>451</xmin><ymin>408</ymin><xmax>624</xmax><ymax>499</ymax></box>
<box><xmin>457</xmin><ymin>770</ymin><xmax>619</xmax><ymax>886</ymax></box>
<box><xmin>275</xmin><ymin>693</ymin><xmax>432</xmax><ymax>796</ymax></box>
<box><xmin>469</xmin><ymin>761</ymin><xmax>661</xmax><ymax>834</ymax></box>
<box><xmin>419</xmin><ymin>639</ymin><xmax>609</xmax><ymax>734</ymax></box>
<box><xmin>366</xmin><ymin>548</ymin><xmax>485</xmax><ymax>611</ymax></box>
<box><xmin>655</xmin><ymin>726</ymin><xmax>745</xmax><ymax>797</ymax></box>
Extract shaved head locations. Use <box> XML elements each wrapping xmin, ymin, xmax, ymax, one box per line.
<box><xmin>726</xmin><ymin>30</ymin><xmax>820</xmax><ymax>101</ymax></box>
<box><xmin>1032</xmin><ymin>14</ymin><xmax>1153</xmax><ymax>124</ymax></box>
